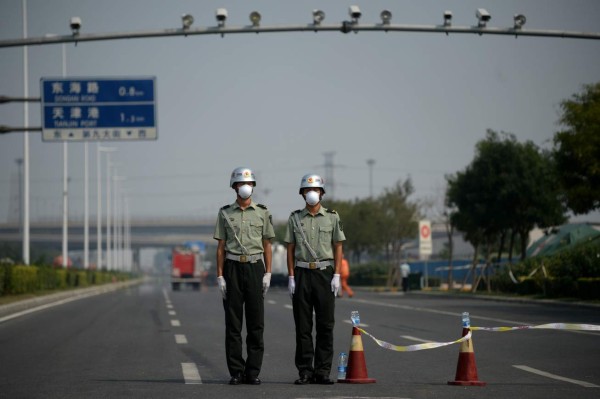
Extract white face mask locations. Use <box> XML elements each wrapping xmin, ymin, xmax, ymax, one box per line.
<box><xmin>238</xmin><ymin>184</ymin><xmax>253</xmax><ymax>199</ymax></box>
<box><xmin>305</xmin><ymin>190</ymin><xmax>321</xmax><ymax>206</ymax></box>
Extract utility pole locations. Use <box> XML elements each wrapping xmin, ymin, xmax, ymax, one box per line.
<box><xmin>323</xmin><ymin>152</ymin><xmax>335</xmax><ymax>200</ymax></box>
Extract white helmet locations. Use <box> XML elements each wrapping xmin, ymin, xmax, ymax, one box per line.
<box><xmin>299</xmin><ymin>173</ymin><xmax>325</xmax><ymax>194</ymax></box>
<box><xmin>229</xmin><ymin>167</ymin><xmax>256</xmax><ymax>188</ymax></box>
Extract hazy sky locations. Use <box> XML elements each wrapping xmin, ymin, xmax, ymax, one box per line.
<box><xmin>1</xmin><ymin>0</ymin><xmax>600</xmax><ymax>224</ymax></box>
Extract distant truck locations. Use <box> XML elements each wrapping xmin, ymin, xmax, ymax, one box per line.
<box><xmin>171</xmin><ymin>246</ymin><xmax>204</xmax><ymax>291</ymax></box>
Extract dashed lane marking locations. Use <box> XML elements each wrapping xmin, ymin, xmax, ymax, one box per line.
<box><xmin>514</xmin><ymin>365</ymin><xmax>599</xmax><ymax>388</ymax></box>
<box><xmin>181</xmin><ymin>362</ymin><xmax>202</xmax><ymax>384</ymax></box>
<box><xmin>169</xmin><ymin>310</ymin><xmax>176</xmax><ymax>316</ymax></box>
<box><xmin>175</xmin><ymin>334</ymin><xmax>188</xmax><ymax>344</ymax></box>
<box><xmin>171</xmin><ymin>319</ymin><xmax>181</xmax><ymax>327</ymax></box>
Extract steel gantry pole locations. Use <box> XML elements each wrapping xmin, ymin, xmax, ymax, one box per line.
<box><xmin>1</xmin><ymin>20</ymin><xmax>599</xmax><ymax>51</ymax></box>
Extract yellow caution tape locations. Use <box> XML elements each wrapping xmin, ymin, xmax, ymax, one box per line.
<box><xmin>358</xmin><ymin>328</ymin><xmax>471</xmax><ymax>352</ymax></box>
<box><xmin>471</xmin><ymin>323</ymin><xmax>600</xmax><ymax>332</ymax></box>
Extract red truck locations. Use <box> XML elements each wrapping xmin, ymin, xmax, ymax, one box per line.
<box><xmin>171</xmin><ymin>246</ymin><xmax>204</xmax><ymax>291</ymax></box>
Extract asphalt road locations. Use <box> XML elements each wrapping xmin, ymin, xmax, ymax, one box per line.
<box><xmin>1</xmin><ymin>279</ymin><xmax>599</xmax><ymax>399</ymax></box>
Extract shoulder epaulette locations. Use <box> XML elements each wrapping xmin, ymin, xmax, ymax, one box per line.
<box><xmin>257</xmin><ymin>203</ymin><xmax>267</xmax><ymax>209</ymax></box>
<box><xmin>221</xmin><ymin>205</ymin><xmax>231</xmax><ymax>210</ymax></box>
<box><xmin>326</xmin><ymin>209</ymin><xmax>337</xmax><ymax>214</ymax></box>
<box><xmin>292</xmin><ymin>209</ymin><xmax>302</xmax><ymax>215</ymax></box>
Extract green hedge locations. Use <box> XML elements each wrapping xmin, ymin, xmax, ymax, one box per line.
<box><xmin>0</xmin><ymin>264</ymin><xmax>132</xmax><ymax>297</ymax></box>
<box><xmin>0</xmin><ymin>265</ymin><xmax>6</xmax><ymax>296</ymax></box>
<box><xmin>9</xmin><ymin>265</ymin><xmax>38</xmax><ymax>295</ymax></box>
<box><xmin>578</xmin><ymin>278</ymin><xmax>600</xmax><ymax>300</ymax></box>
<box><xmin>348</xmin><ymin>262</ymin><xmax>390</xmax><ymax>286</ymax></box>
<box><xmin>491</xmin><ymin>237</ymin><xmax>600</xmax><ymax>299</ymax></box>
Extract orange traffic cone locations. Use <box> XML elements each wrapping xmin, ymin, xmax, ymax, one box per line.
<box><xmin>338</xmin><ymin>326</ymin><xmax>376</xmax><ymax>384</ymax></box>
<box><xmin>447</xmin><ymin>326</ymin><xmax>486</xmax><ymax>386</ymax></box>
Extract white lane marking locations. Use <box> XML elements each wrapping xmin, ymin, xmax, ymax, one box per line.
<box><xmin>284</xmin><ymin>304</ymin><xmax>293</xmax><ymax>310</ymax></box>
<box><xmin>514</xmin><ymin>365</ymin><xmax>599</xmax><ymax>388</ymax></box>
<box><xmin>267</xmin><ymin>300</ymin><xmax>276</xmax><ymax>305</ymax></box>
<box><xmin>168</xmin><ymin>310</ymin><xmax>176</xmax><ymax>316</ymax></box>
<box><xmin>166</xmin><ymin>304</ymin><xmax>173</xmax><ymax>309</ymax></box>
<box><xmin>401</xmin><ymin>335</ymin><xmax>429</xmax><ymax>343</ymax></box>
<box><xmin>171</xmin><ymin>319</ymin><xmax>181</xmax><ymax>327</ymax></box>
<box><xmin>175</xmin><ymin>334</ymin><xmax>188</xmax><ymax>344</ymax></box>
<box><xmin>353</xmin><ymin>298</ymin><xmax>600</xmax><ymax>336</ymax></box>
<box><xmin>181</xmin><ymin>362</ymin><xmax>202</xmax><ymax>384</ymax></box>
<box><xmin>351</xmin><ymin>297</ymin><xmax>524</xmax><ymax>325</ymax></box>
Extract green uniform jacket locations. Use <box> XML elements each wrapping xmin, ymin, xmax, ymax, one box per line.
<box><xmin>283</xmin><ymin>207</ymin><xmax>346</xmax><ymax>261</ymax></box>
<box><xmin>213</xmin><ymin>201</ymin><xmax>275</xmax><ymax>254</ymax></box>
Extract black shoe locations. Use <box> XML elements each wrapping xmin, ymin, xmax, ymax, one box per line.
<box><xmin>229</xmin><ymin>373</ymin><xmax>244</xmax><ymax>385</ymax></box>
<box><xmin>245</xmin><ymin>376</ymin><xmax>261</xmax><ymax>385</ymax></box>
<box><xmin>313</xmin><ymin>375</ymin><xmax>334</xmax><ymax>385</ymax></box>
<box><xmin>294</xmin><ymin>375</ymin><xmax>312</xmax><ymax>385</ymax></box>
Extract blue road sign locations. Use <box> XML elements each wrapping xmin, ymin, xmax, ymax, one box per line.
<box><xmin>40</xmin><ymin>77</ymin><xmax>157</xmax><ymax>142</ymax></box>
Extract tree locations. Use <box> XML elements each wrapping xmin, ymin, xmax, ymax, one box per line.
<box><xmin>324</xmin><ymin>178</ymin><xmax>419</xmax><ymax>264</ymax></box>
<box><xmin>553</xmin><ymin>82</ymin><xmax>600</xmax><ymax>214</ymax></box>
<box><xmin>446</xmin><ymin>130</ymin><xmax>566</xmax><ymax>290</ymax></box>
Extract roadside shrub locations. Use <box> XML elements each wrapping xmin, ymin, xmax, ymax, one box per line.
<box><xmin>55</xmin><ymin>268</ymin><xmax>68</xmax><ymax>289</ymax></box>
<box><xmin>36</xmin><ymin>265</ymin><xmax>59</xmax><ymax>290</ymax></box>
<box><xmin>578</xmin><ymin>278</ymin><xmax>600</xmax><ymax>300</ymax></box>
<box><xmin>0</xmin><ymin>264</ymin><xmax>8</xmax><ymax>295</ymax></box>
<box><xmin>77</xmin><ymin>271</ymin><xmax>89</xmax><ymax>287</ymax></box>
<box><xmin>9</xmin><ymin>265</ymin><xmax>38</xmax><ymax>295</ymax></box>
<box><xmin>348</xmin><ymin>262</ymin><xmax>390</xmax><ymax>286</ymax></box>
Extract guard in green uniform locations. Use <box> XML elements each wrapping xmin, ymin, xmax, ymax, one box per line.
<box><xmin>214</xmin><ymin>167</ymin><xmax>275</xmax><ymax>386</ymax></box>
<box><xmin>284</xmin><ymin>173</ymin><xmax>346</xmax><ymax>385</ymax></box>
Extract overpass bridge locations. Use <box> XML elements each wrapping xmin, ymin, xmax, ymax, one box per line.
<box><xmin>0</xmin><ymin>217</ymin><xmax>217</xmax><ymax>250</ymax></box>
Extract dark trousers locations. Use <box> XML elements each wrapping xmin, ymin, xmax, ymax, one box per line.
<box><xmin>222</xmin><ymin>259</ymin><xmax>265</xmax><ymax>378</ymax></box>
<box><xmin>292</xmin><ymin>266</ymin><xmax>335</xmax><ymax>378</ymax></box>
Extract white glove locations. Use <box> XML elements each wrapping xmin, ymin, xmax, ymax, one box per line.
<box><xmin>288</xmin><ymin>276</ymin><xmax>295</xmax><ymax>299</ymax></box>
<box><xmin>262</xmin><ymin>273</ymin><xmax>272</xmax><ymax>296</ymax></box>
<box><xmin>217</xmin><ymin>276</ymin><xmax>227</xmax><ymax>299</ymax></box>
<box><xmin>331</xmin><ymin>274</ymin><xmax>340</xmax><ymax>297</ymax></box>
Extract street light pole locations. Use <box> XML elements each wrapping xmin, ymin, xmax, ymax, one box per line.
<box><xmin>21</xmin><ymin>0</ymin><xmax>30</xmax><ymax>265</ymax></box>
<box><xmin>96</xmin><ymin>146</ymin><xmax>117</xmax><ymax>270</ymax></box>
<box><xmin>61</xmin><ymin>43</ymin><xmax>68</xmax><ymax>268</ymax></box>
<box><xmin>106</xmin><ymin>154</ymin><xmax>112</xmax><ymax>270</ymax></box>
<box><xmin>84</xmin><ymin>141</ymin><xmax>89</xmax><ymax>268</ymax></box>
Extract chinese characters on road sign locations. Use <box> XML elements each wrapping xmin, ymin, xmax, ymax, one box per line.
<box><xmin>40</xmin><ymin>77</ymin><xmax>157</xmax><ymax>142</ymax></box>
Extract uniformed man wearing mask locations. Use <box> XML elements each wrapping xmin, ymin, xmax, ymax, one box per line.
<box><xmin>214</xmin><ymin>167</ymin><xmax>275</xmax><ymax>385</ymax></box>
<box><xmin>284</xmin><ymin>173</ymin><xmax>346</xmax><ymax>385</ymax></box>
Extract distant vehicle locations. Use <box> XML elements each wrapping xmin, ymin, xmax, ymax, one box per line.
<box><xmin>171</xmin><ymin>246</ymin><xmax>205</xmax><ymax>291</ymax></box>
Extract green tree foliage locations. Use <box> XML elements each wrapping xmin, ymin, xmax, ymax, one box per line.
<box><xmin>324</xmin><ymin>178</ymin><xmax>419</xmax><ymax>263</ymax></box>
<box><xmin>446</xmin><ymin>130</ymin><xmax>565</xmax><ymax>266</ymax></box>
<box><xmin>553</xmin><ymin>82</ymin><xmax>600</xmax><ymax>214</ymax></box>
